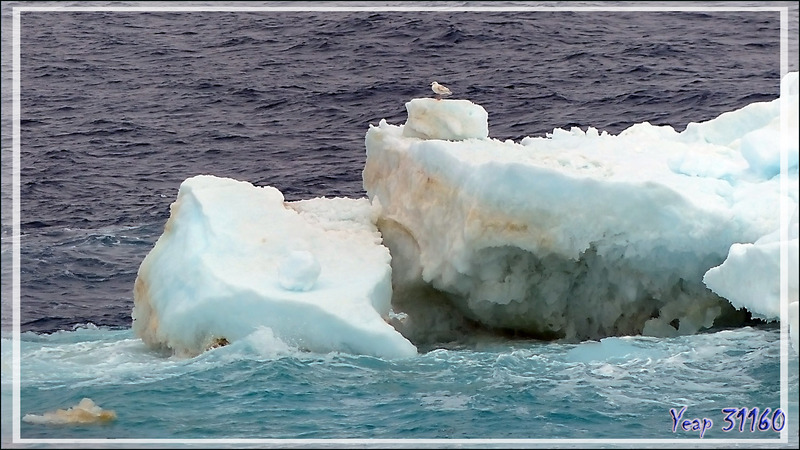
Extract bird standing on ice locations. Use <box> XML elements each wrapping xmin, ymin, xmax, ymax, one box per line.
<box><xmin>431</xmin><ymin>81</ymin><xmax>452</xmax><ymax>100</ymax></box>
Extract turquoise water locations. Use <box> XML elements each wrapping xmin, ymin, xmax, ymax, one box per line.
<box><xmin>4</xmin><ymin>324</ymin><xmax>797</xmax><ymax>443</ymax></box>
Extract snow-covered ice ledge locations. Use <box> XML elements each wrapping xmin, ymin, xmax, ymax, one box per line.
<box><xmin>364</xmin><ymin>75</ymin><xmax>799</xmax><ymax>345</ymax></box>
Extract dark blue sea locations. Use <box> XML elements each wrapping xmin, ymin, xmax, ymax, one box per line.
<box><xmin>2</xmin><ymin>2</ymin><xmax>799</xmax><ymax>446</ymax></box>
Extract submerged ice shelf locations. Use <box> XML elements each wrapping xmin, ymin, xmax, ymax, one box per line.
<box><xmin>133</xmin><ymin>73</ymin><xmax>799</xmax><ymax>358</ymax></box>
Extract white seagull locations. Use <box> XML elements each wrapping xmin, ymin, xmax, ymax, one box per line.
<box><xmin>431</xmin><ymin>81</ymin><xmax>452</xmax><ymax>99</ymax></box>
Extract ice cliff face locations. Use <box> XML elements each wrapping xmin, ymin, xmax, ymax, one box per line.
<box><xmin>364</xmin><ymin>82</ymin><xmax>798</xmax><ymax>345</ymax></box>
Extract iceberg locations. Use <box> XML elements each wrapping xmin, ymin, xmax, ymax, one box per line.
<box><xmin>132</xmin><ymin>175</ymin><xmax>417</xmax><ymax>359</ymax></box>
<box><xmin>364</xmin><ymin>73</ymin><xmax>799</xmax><ymax>345</ymax></box>
<box><xmin>134</xmin><ymin>73</ymin><xmax>798</xmax><ymax>357</ymax></box>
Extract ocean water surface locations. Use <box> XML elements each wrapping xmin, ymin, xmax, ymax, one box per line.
<box><xmin>2</xmin><ymin>1</ymin><xmax>799</xmax><ymax>446</ymax></box>
<box><xmin>2</xmin><ymin>324</ymin><xmax>794</xmax><ymax>441</ymax></box>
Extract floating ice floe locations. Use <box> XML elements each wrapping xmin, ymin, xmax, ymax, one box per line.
<box><xmin>23</xmin><ymin>398</ymin><xmax>116</xmax><ymax>425</ymax></box>
<box><xmin>364</xmin><ymin>72</ymin><xmax>798</xmax><ymax>347</ymax></box>
<box><xmin>132</xmin><ymin>176</ymin><xmax>417</xmax><ymax>359</ymax></box>
<box><xmin>134</xmin><ymin>72</ymin><xmax>798</xmax><ymax>356</ymax></box>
